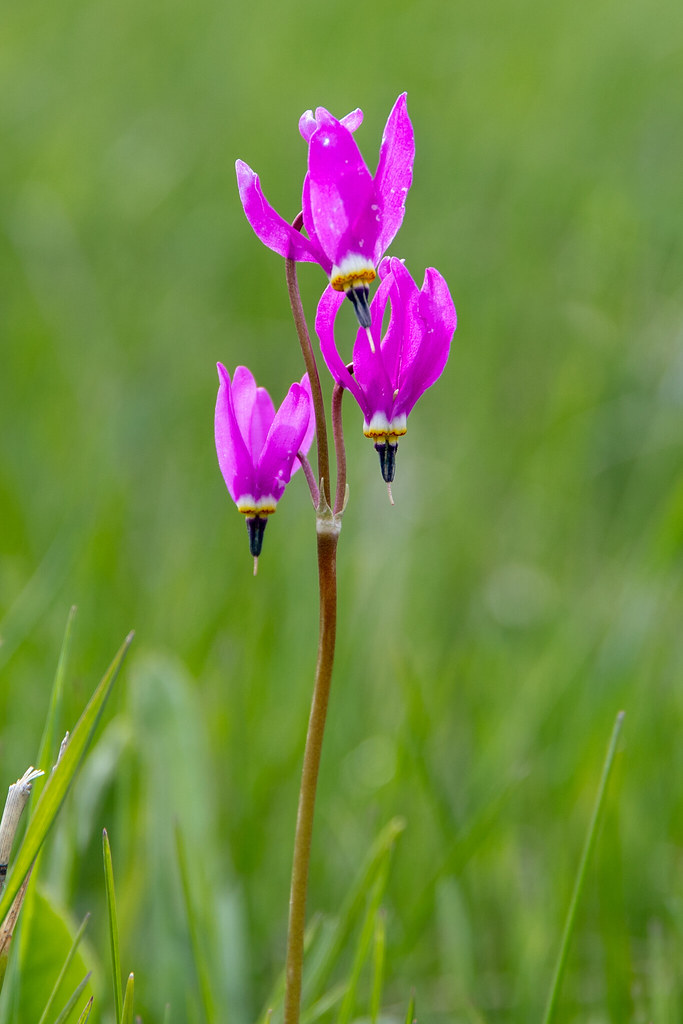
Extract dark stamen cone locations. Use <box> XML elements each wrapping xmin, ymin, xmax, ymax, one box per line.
<box><xmin>345</xmin><ymin>285</ymin><xmax>372</xmax><ymax>328</ymax></box>
<box><xmin>374</xmin><ymin>440</ymin><xmax>398</xmax><ymax>483</ymax></box>
<box><xmin>246</xmin><ymin>515</ymin><xmax>268</xmax><ymax>558</ymax></box>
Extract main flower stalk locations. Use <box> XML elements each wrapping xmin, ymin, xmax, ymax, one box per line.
<box><xmin>283</xmin><ymin>252</ymin><xmax>343</xmax><ymax>1024</ymax></box>
<box><xmin>283</xmin><ymin>525</ymin><xmax>338</xmax><ymax>1024</ymax></box>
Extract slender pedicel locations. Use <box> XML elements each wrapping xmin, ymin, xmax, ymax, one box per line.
<box><xmin>286</xmin><ymin>219</ymin><xmax>332</xmax><ymax>506</ymax></box>
<box><xmin>297</xmin><ymin>450</ymin><xmax>320</xmax><ymax>507</ymax></box>
<box><xmin>331</xmin><ymin>380</ymin><xmax>349</xmax><ymax>515</ymax></box>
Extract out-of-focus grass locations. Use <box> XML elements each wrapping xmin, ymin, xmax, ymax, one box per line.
<box><xmin>2</xmin><ymin>0</ymin><xmax>683</xmax><ymax>1019</ymax></box>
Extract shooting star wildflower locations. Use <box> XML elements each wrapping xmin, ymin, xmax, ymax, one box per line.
<box><xmin>215</xmin><ymin>364</ymin><xmax>315</xmax><ymax>570</ymax></box>
<box><xmin>315</xmin><ymin>257</ymin><xmax>456</xmax><ymax>495</ymax></box>
<box><xmin>236</xmin><ymin>94</ymin><xmax>414</xmax><ymax>328</ymax></box>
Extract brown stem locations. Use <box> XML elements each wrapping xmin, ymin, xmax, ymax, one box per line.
<box><xmin>283</xmin><ymin>230</ymin><xmax>342</xmax><ymax>1024</ymax></box>
<box><xmin>283</xmin><ymin>528</ymin><xmax>338</xmax><ymax>1024</ymax></box>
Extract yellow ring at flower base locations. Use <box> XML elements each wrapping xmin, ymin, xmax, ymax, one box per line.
<box><xmin>362</xmin><ymin>412</ymin><xmax>407</xmax><ymax>444</ymax></box>
<box><xmin>236</xmin><ymin>496</ymin><xmax>277</xmax><ymax>516</ymax></box>
<box><xmin>330</xmin><ymin>255</ymin><xmax>376</xmax><ymax>293</ymax></box>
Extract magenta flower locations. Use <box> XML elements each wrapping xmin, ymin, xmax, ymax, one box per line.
<box><xmin>215</xmin><ymin>364</ymin><xmax>315</xmax><ymax>564</ymax></box>
<box><xmin>235</xmin><ymin>94</ymin><xmax>414</xmax><ymax>328</ymax></box>
<box><xmin>316</xmin><ymin>256</ymin><xmax>456</xmax><ymax>485</ymax></box>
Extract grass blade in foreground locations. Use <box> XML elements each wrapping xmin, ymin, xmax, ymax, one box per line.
<box><xmin>50</xmin><ymin>972</ymin><xmax>91</xmax><ymax>1024</ymax></box>
<box><xmin>76</xmin><ymin>997</ymin><xmax>93</xmax><ymax>1024</ymax></box>
<box><xmin>174</xmin><ymin>821</ymin><xmax>218</xmax><ymax>1024</ymax></box>
<box><xmin>37</xmin><ymin>913</ymin><xmax>90</xmax><ymax>1024</ymax></box>
<box><xmin>0</xmin><ymin>631</ymin><xmax>134</xmax><ymax>924</ymax></box>
<box><xmin>257</xmin><ymin>818</ymin><xmax>405</xmax><ymax>1024</ymax></box>
<box><xmin>121</xmin><ymin>972</ymin><xmax>134</xmax><ymax>1024</ymax></box>
<box><xmin>541</xmin><ymin>710</ymin><xmax>625</xmax><ymax>1024</ymax></box>
<box><xmin>302</xmin><ymin>817</ymin><xmax>405</xmax><ymax>1008</ymax></box>
<box><xmin>103</xmin><ymin>829</ymin><xmax>123</xmax><ymax>1024</ymax></box>
<box><xmin>404</xmin><ymin>991</ymin><xmax>416</xmax><ymax>1024</ymax></box>
<box><xmin>33</xmin><ymin>605</ymin><xmax>78</xmax><ymax>808</ymax></box>
<box><xmin>370</xmin><ymin>910</ymin><xmax>386</xmax><ymax>1024</ymax></box>
<box><xmin>336</xmin><ymin>860</ymin><xmax>391</xmax><ymax>1024</ymax></box>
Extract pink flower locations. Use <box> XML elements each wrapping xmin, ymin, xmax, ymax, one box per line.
<box><xmin>215</xmin><ymin>364</ymin><xmax>315</xmax><ymax>560</ymax></box>
<box><xmin>236</xmin><ymin>94</ymin><xmax>414</xmax><ymax>327</ymax></box>
<box><xmin>315</xmin><ymin>257</ymin><xmax>456</xmax><ymax>483</ymax></box>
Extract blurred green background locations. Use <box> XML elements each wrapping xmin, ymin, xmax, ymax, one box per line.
<box><xmin>2</xmin><ymin>0</ymin><xmax>683</xmax><ymax>1019</ymax></box>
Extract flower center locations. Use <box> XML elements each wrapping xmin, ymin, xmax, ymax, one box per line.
<box><xmin>362</xmin><ymin>412</ymin><xmax>407</xmax><ymax>442</ymax></box>
<box><xmin>330</xmin><ymin>255</ymin><xmax>377</xmax><ymax>330</ymax></box>
<box><xmin>236</xmin><ymin>495</ymin><xmax>277</xmax><ymax>516</ymax></box>
<box><xmin>330</xmin><ymin>255</ymin><xmax>377</xmax><ymax>293</ymax></box>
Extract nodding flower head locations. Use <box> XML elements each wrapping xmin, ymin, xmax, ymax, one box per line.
<box><xmin>236</xmin><ymin>94</ymin><xmax>414</xmax><ymax>329</ymax></box>
<box><xmin>315</xmin><ymin>256</ymin><xmax>456</xmax><ymax>490</ymax></box>
<box><xmin>215</xmin><ymin>364</ymin><xmax>315</xmax><ymax>570</ymax></box>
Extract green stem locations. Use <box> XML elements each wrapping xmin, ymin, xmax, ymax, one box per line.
<box><xmin>541</xmin><ymin>710</ymin><xmax>625</xmax><ymax>1024</ymax></box>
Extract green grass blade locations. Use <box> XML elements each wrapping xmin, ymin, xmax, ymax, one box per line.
<box><xmin>102</xmin><ymin>829</ymin><xmax>122</xmax><ymax>1024</ymax></box>
<box><xmin>370</xmin><ymin>910</ymin><xmax>386</xmax><ymax>1024</ymax></box>
<box><xmin>50</xmin><ymin>972</ymin><xmax>91</xmax><ymax>1024</ymax></box>
<box><xmin>37</xmin><ymin>912</ymin><xmax>90</xmax><ymax>1024</ymax></box>
<box><xmin>174</xmin><ymin>820</ymin><xmax>218</xmax><ymax>1024</ymax></box>
<box><xmin>0</xmin><ymin>631</ymin><xmax>134</xmax><ymax>925</ymax></box>
<box><xmin>300</xmin><ymin>983</ymin><xmax>345</xmax><ymax>1024</ymax></box>
<box><xmin>75</xmin><ymin>997</ymin><xmax>93</xmax><ymax>1024</ymax></box>
<box><xmin>33</xmin><ymin>606</ymin><xmax>78</xmax><ymax>807</ymax></box>
<box><xmin>256</xmin><ymin>818</ymin><xmax>404</xmax><ymax>1024</ymax></box>
<box><xmin>405</xmin><ymin>991</ymin><xmax>416</xmax><ymax>1024</ymax></box>
<box><xmin>256</xmin><ymin>917</ymin><xmax>322</xmax><ymax>1024</ymax></box>
<box><xmin>540</xmin><ymin>710</ymin><xmax>625</xmax><ymax>1024</ymax></box>
<box><xmin>303</xmin><ymin>817</ymin><xmax>405</xmax><ymax>1006</ymax></box>
<box><xmin>336</xmin><ymin>858</ymin><xmax>390</xmax><ymax>1024</ymax></box>
<box><xmin>121</xmin><ymin>972</ymin><xmax>134</xmax><ymax>1024</ymax></box>
<box><xmin>19</xmin><ymin>607</ymin><xmax>80</xmax><ymax>972</ymax></box>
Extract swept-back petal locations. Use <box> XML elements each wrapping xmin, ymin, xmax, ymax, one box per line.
<box><xmin>236</xmin><ymin>160</ymin><xmax>322</xmax><ymax>263</ymax></box>
<box><xmin>249</xmin><ymin>386</ymin><xmax>276</xmax><ymax>461</ymax></box>
<box><xmin>215</xmin><ymin>363</ymin><xmax>255</xmax><ymax>504</ymax></box>
<box><xmin>340</xmin><ymin>108</ymin><xmax>364</xmax><ymax>133</ymax></box>
<box><xmin>307</xmin><ymin>113</ymin><xmax>375</xmax><ymax>265</ymax></box>
<box><xmin>257</xmin><ymin>382</ymin><xmax>312</xmax><ymax>501</ymax></box>
<box><xmin>299</xmin><ymin>110</ymin><xmax>318</xmax><ymax>142</ymax></box>
<box><xmin>299</xmin><ymin>106</ymin><xmax>363</xmax><ymax>142</ymax></box>
<box><xmin>374</xmin><ymin>259</ymin><xmax>414</xmax><ymax>385</ymax></box>
<box><xmin>302</xmin><ymin>174</ymin><xmax>332</xmax><ymax>276</ymax></box>
<box><xmin>394</xmin><ymin>267</ymin><xmax>456</xmax><ymax>417</ymax></box>
<box><xmin>373</xmin><ymin>94</ymin><xmax>414</xmax><ymax>258</ymax></box>
<box><xmin>230</xmin><ymin>365</ymin><xmax>258</xmax><ymax>449</ymax></box>
<box><xmin>315</xmin><ymin>286</ymin><xmax>370</xmax><ymax>418</ymax></box>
